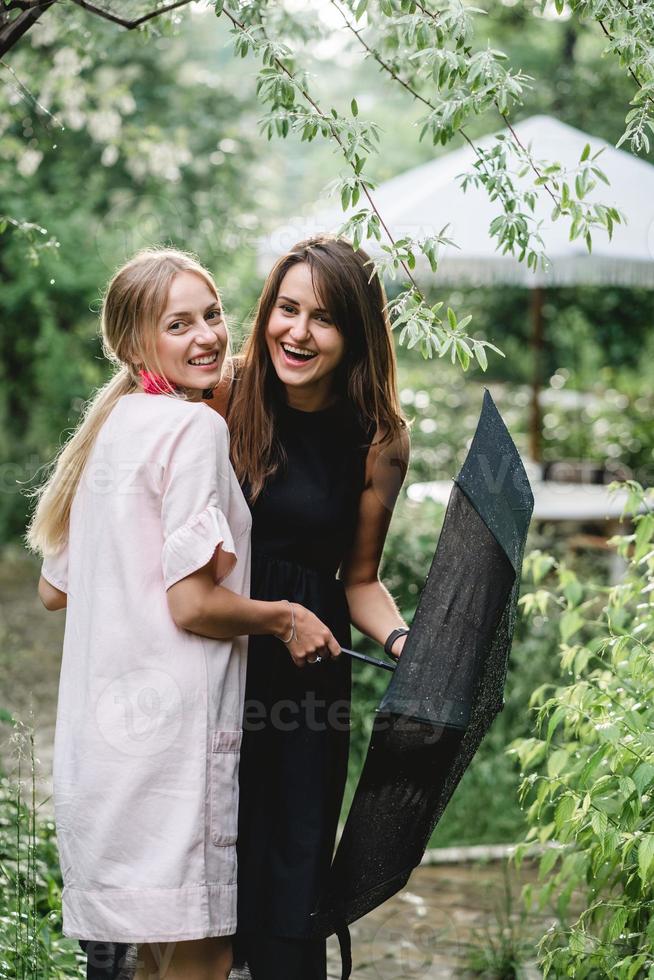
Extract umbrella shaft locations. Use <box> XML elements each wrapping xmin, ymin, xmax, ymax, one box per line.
<box><xmin>341</xmin><ymin>647</ymin><xmax>396</xmax><ymax>672</ymax></box>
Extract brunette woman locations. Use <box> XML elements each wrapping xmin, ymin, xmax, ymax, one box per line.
<box><xmin>211</xmin><ymin>234</ymin><xmax>410</xmax><ymax>980</ymax></box>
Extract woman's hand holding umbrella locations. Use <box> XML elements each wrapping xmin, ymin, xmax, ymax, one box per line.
<box><xmin>275</xmin><ymin>602</ymin><xmax>342</xmax><ymax>667</ymax></box>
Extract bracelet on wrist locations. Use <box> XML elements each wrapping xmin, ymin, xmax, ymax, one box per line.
<box><xmin>384</xmin><ymin>626</ymin><xmax>409</xmax><ymax>661</ymax></box>
<box><xmin>274</xmin><ymin>599</ymin><xmax>297</xmax><ymax>644</ymax></box>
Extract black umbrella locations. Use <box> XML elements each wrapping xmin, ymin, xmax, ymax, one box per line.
<box><xmin>313</xmin><ymin>389</ymin><xmax>534</xmax><ymax>977</ymax></box>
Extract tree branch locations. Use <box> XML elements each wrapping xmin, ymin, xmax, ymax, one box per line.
<box><xmin>330</xmin><ymin>0</ymin><xmax>558</xmax><ymax>228</ymax></box>
<box><xmin>330</xmin><ymin>0</ymin><xmax>434</xmax><ymax>111</ymax></box>
<box><xmin>2</xmin><ymin>1</ymin><xmax>51</xmax><ymax>10</ymax></box>
<box><xmin>69</xmin><ymin>0</ymin><xmax>195</xmax><ymax>30</ymax></box>
<box><xmin>0</xmin><ymin>0</ymin><xmax>56</xmax><ymax>57</ymax></box>
<box><xmin>219</xmin><ymin>4</ymin><xmax>423</xmax><ymax>294</ymax></box>
<box><xmin>412</xmin><ymin>0</ymin><xmax>442</xmax><ymax>27</ymax></box>
<box><xmin>1</xmin><ymin>56</ymin><xmax>65</xmax><ymax>126</ymax></box>
<box><xmin>597</xmin><ymin>16</ymin><xmax>648</xmax><ymax>94</ymax></box>
<box><xmin>498</xmin><ymin>111</ymin><xmax>558</xmax><ymax>207</ymax></box>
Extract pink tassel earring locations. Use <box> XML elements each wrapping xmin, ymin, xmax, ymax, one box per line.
<box><xmin>138</xmin><ymin>370</ymin><xmax>177</xmax><ymax>395</ymax></box>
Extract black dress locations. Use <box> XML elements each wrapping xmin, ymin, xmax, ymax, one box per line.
<box><xmin>235</xmin><ymin>398</ymin><xmax>373</xmax><ymax>979</ymax></box>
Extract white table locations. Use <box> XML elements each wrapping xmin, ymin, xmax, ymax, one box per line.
<box><xmin>407</xmin><ymin>480</ymin><xmax>650</xmax><ymax>522</ymax></box>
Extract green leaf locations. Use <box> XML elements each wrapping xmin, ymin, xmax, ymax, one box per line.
<box><xmin>560</xmin><ymin>609</ymin><xmax>584</xmax><ymax>643</ymax></box>
<box><xmin>456</xmin><ymin>341</ymin><xmax>470</xmax><ymax>371</ymax></box>
<box><xmin>590</xmin><ymin>808</ymin><xmax>608</xmax><ymax>837</ymax></box>
<box><xmin>573</xmin><ymin>646</ymin><xmax>592</xmax><ymax>675</ymax></box>
<box><xmin>634</xmin><ymin>514</ymin><xmax>654</xmax><ymax>561</ymax></box>
<box><xmin>618</xmin><ymin>776</ymin><xmax>637</xmax><ymax>800</ymax></box>
<box><xmin>580</xmin><ymin>143</ymin><xmax>591</xmax><ymax>162</ymax></box>
<box><xmin>638</xmin><ymin>835</ymin><xmax>654</xmax><ymax>884</ymax></box>
<box><xmin>547</xmin><ymin>748</ymin><xmax>569</xmax><ymax>778</ymax></box>
<box><xmin>351</xmin><ymin>98</ymin><xmax>359</xmax><ymax>118</ymax></box>
<box><xmin>591</xmin><ymin>166</ymin><xmax>610</xmax><ymax>186</ymax></box>
<box><xmin>633</xmin><ymin>763</ymin><xmax>654</xmax><ymax>795</ymax></box>
<box><xmin>562</xmin><ymin>576</ymin><xmax>583</xmax><ymax>607</ymax></box>
<box><xmin>539</xmin><ymin>846</ymin><xmax>560</xmax><ymax>877</ymax></box>
<box><xmin>473</xmin><ymin>342</ymin><xmax>488</xmax><ymax>372</ymax></box>
<box><xmin>554</xmin><ymin>794</ymin><xmax>575</xmax><ymax>833</ymax></box>
<box><xmin>569</xmin><ymin>928</ymin><xmax>586</xmax><ymax>956</ymax></box>
<box><xmin>447</xmin><ymin>307</ymin><xmax>457</xmax><ymax>330</ymax></box>
<box><xmin>606</xmin><ymin>905</ymin><xmax>629</xmax><ymax>943</ymax></box>
<box><xmin>546</xmin><ymin>705</ymin><xmax>568</xmax><ymax>743</ymax></box>
<box><xmin>214</xmin><ymin>0</ymin><xmax>224</xmax><ymax>13</ymax></box>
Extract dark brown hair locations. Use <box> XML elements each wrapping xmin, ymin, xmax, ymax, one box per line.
<box><xmin>228</xmin><ymin>234</ymin><xmax>406</xmax><ymax>501</ymax></box>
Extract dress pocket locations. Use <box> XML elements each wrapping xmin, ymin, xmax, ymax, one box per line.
<box><xmin>210</xmin><ymin>729</ymin><xmax>242</xmax><ymax>846</ymax></box>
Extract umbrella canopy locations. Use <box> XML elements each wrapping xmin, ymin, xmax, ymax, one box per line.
<box><xmin>310</xmin><ymin>390</ymin><xmax>533</xmax><ymax>970</ymax></box>
<box><xmin>258</xmin><ymin>114</ymin><xmax>654</xmax><ymax>288</ymax></box>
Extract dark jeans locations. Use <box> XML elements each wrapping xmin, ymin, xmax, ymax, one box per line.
<box><xmin>79</xmin><ymin>940</ymin><xmax>134</xmax><ymax>980</ymax></box>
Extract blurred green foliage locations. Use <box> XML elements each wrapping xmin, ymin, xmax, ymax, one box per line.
<box><xmin>1</xmin><ymin>7</ymin><xmax>262</xmax><ymax>542</ymax></box>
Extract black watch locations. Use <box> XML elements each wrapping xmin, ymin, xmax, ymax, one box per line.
<box><xmin>384</xmin><ymin>627</ymin><xmax>409</xmax><ymax>661</ymax></box>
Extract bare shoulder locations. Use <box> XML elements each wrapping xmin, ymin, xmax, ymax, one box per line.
<box><xmin>364</xmin><ymin>422</ymin><xmax>410</xmax><ymax>492</ymax></box>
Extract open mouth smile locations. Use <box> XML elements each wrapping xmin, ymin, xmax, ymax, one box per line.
<box><xmin>188</xmin><ymin>352</ymin><xmax>219</xmax><ymax>367</ymax></box>
<box><xmin>280</xmin><ymin>343</ymin><xmax>318</xmax><ymax>365</ymax></box>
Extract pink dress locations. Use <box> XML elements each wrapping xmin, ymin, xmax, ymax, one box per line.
<box><xmin>40</xmin><ymin>393</ymin><xmax>251</xmax><ymax>943</ymax></box>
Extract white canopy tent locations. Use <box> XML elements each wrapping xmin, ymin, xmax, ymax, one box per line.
<box><xmin>258</xmin><ymin>115</ymin><xmax>654</xmax><ymax>461</ymax></box>
<box><xmin>258</xmin><ymin>114</ymin><xmax>654</xmax><ymax>288</ymax></box>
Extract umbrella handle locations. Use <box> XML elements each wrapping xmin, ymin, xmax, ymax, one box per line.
<box><xmin>340</xmin><ymin>646</ymin><xmax>396</xmax><ymax>672</ymax></box>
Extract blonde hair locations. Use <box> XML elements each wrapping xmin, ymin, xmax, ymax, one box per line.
<box><xmin>25</xmin><ymin>246</ymin><xmax>224</xmax><ymax>558</ymax></box>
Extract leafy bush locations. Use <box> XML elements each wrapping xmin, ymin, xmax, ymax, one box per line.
<box><xmin>511</xmin><ymin>483</ymin><xmax>654</xmax><ymax>978</ymax></box>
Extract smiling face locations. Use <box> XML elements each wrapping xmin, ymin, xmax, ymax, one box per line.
<box><xmin>265</xmin><ymin>262</ymin><xmax>345</xmax><ymax>411</ymax></box>
<box><xmin>151</xmin><ymin>271</ymin><xmax>228</xmax><ymax>398</ymax></box>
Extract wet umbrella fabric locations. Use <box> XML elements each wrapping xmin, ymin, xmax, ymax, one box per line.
<box><xmin>311</xmin><ymin>390</ymin><xmax>534</xmax><ymax>974</ymax></box>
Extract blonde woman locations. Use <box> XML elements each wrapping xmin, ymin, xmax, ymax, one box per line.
<box><xmin>26</xmin><ymin>247</ymin><xmax>340</xmax><ymax>980</ymax></box>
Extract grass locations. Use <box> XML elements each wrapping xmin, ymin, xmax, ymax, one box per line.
<box><xmin>0</xmin><ymin>709</ymin><xmax>85</xmax><ymax>980</ymax></box>
<box><xmin>463</xmin><ymin>862</ymin><xmax>538</xmax><ymax>978</ymax></box>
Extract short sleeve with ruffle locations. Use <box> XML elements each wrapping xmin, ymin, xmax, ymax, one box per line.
<box><xmin>41</xmin><ymin>541</ymin><xmax>69</xmax><ymax>593</ymax></box>
<box><xmin>161</xmin><ymin>406</ymin><xmax>238</xmax><ymax>591</ymax></box>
